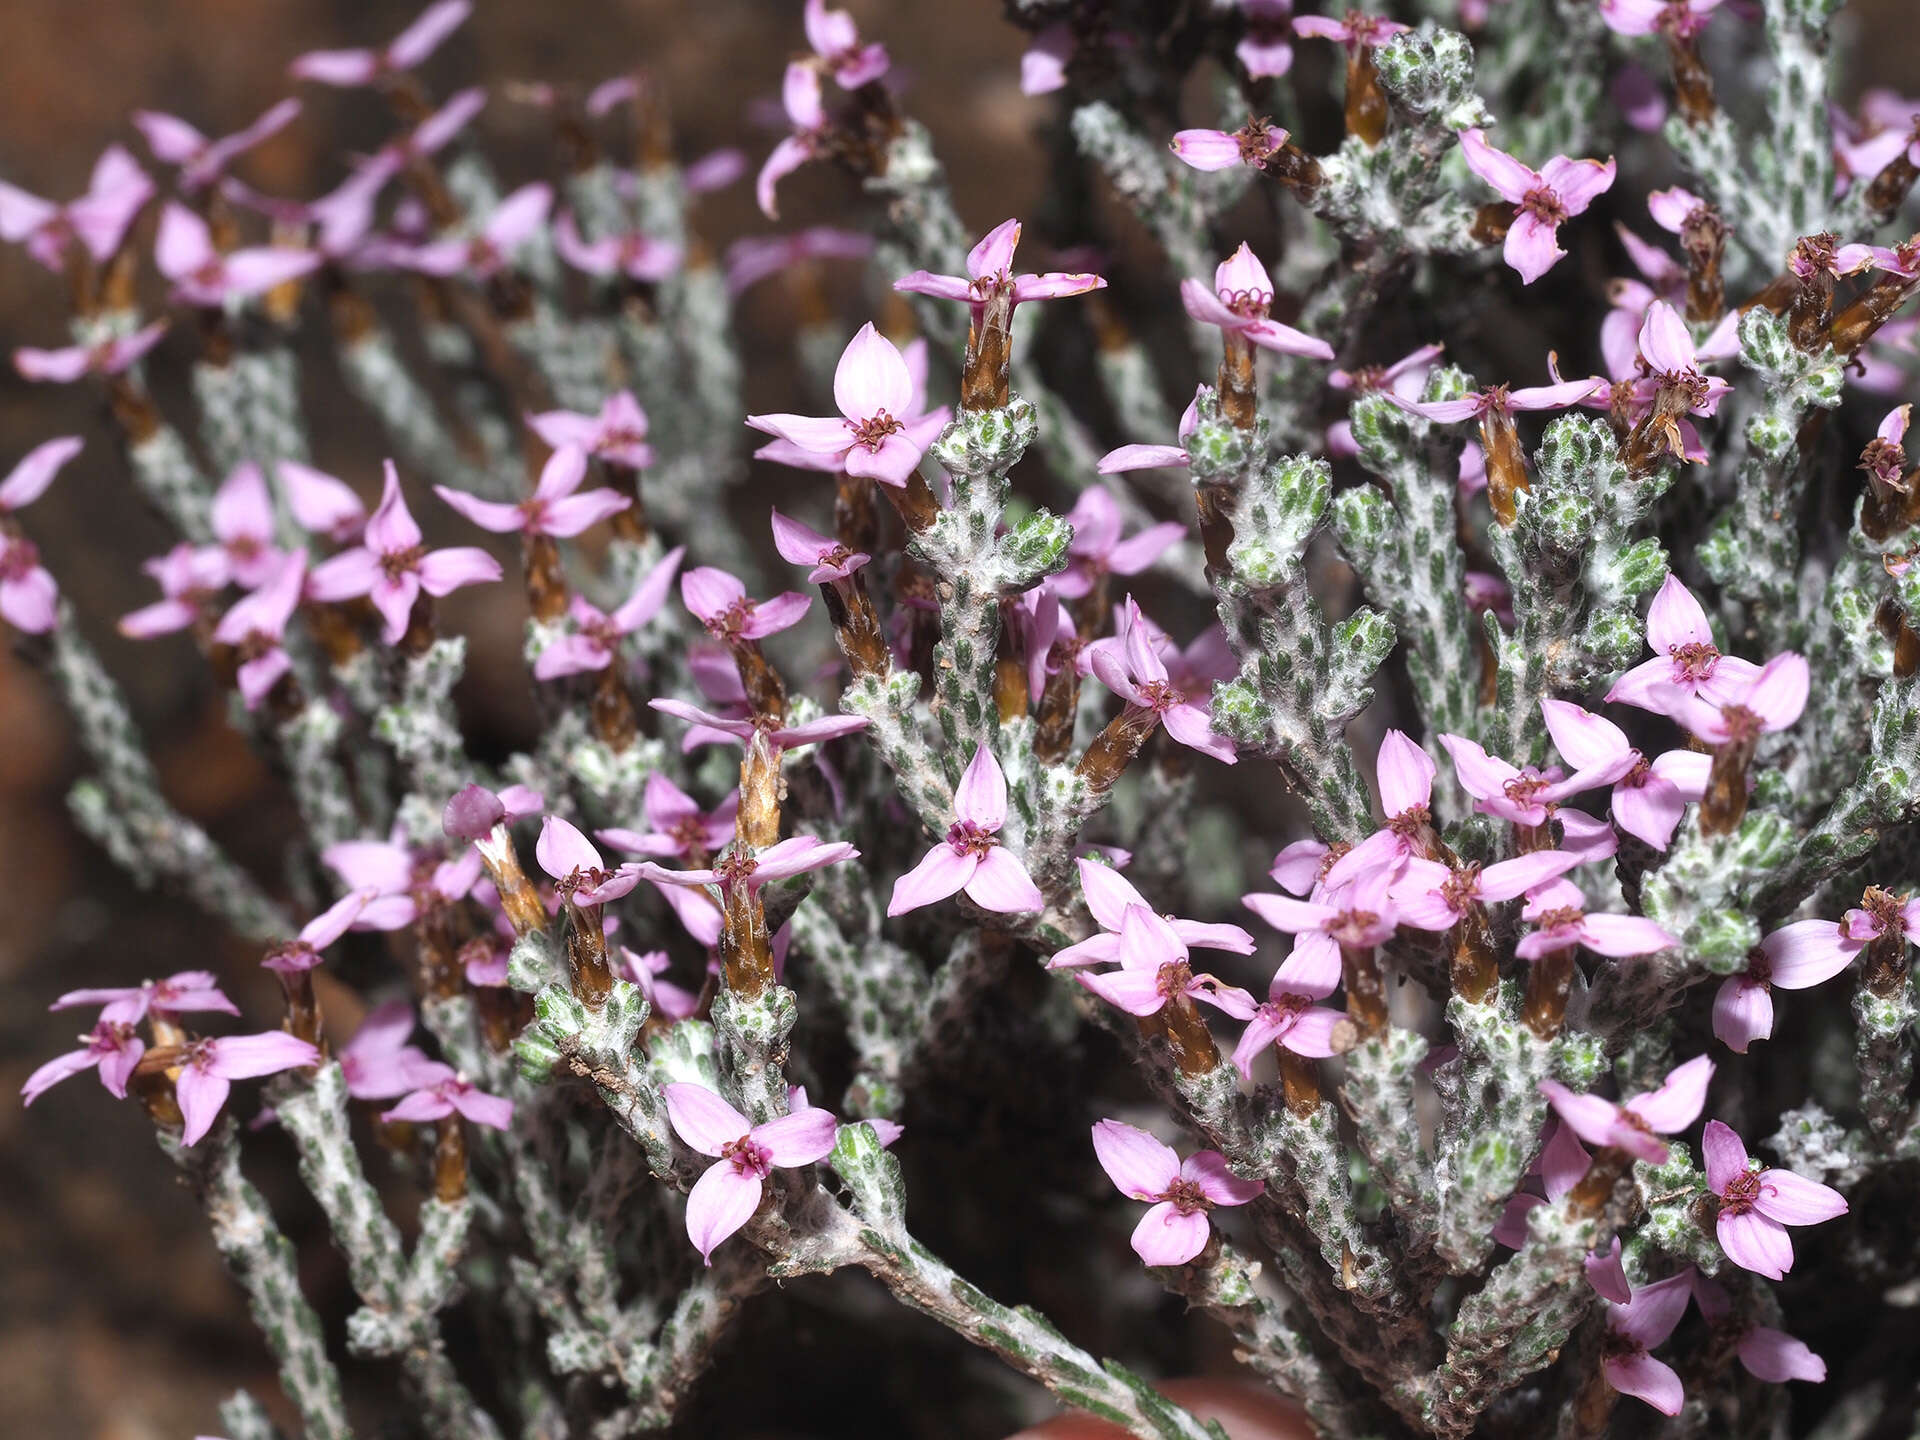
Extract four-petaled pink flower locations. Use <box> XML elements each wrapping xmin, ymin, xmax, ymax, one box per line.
<box><xmin>261</xmin><ymin>888</ymin><xmax>375</xmax><ymax>976</ymax></box>
<box><xmin>155</xmin><ymin>202</ymin><xmax>321</xmax><ymax>307</ymax></box>
<box><xmin>893</xmin><ymin>218</ymin><xmax>1107</xmax><ymax>343</ymax></box>
<box><xmin>1388</xmin><ymin>375</ymin><xmax>1599</xmax><ymax>428</ymax></box>
<box><xmin>0</xmin><ymin>144</ymin><xmax>154</xmax><ymax>272</ymax></box>
<box><xmin>632</xmin><ymin>835</ymin><xmax>857</xmax><ymax>901</ymax></box>
<box><xmin>400</xmin><ymin>183</ymin><xmax>552</xmax><ymax>280</ymax></box>
<box><xmin>536</xmin><ymin>816</ymin><xmax>642</xmax><ymax>906</ymax></box>
<box><xmin>15</xmin><ymin>319</ymin><xmax>168</xmax><ymax>385</ymax></box>
<box><xmin>1048</xmin><ymin>856</ymin><xmax>1255</xmax><ymax>970</ymax></box>
<box><xmin>1052</xmin><ymin>488</ymin><xmax>1185</xmax><ymax>600</ymax></box>
<box><xmin>618</xmin><ymin>947</ymin><xmax>700</xmax><ymax>1022</ymax></box>
<box><xmin>1291</xmin><ymin>10</ymin><xmax>1410</xmax><ymax>49</ymax></box>
<box><xmin>1636</xmin><ymin>300</ymin><xmax>1734</xmax><ymax>417</ymax></box>
<box><xmin>1599</xmin><ymin>0</ymin><xmax>1724</xmax><ymax>39</ymax></box>
<box><xmin>1180</xmin><ymin>243</ymin><xmax>1334</xmax><ymax>360</ymax></box>
<box><xmin>1237</xmin><ymin>0</ymin><xmax>1296</xmax><ymax>78</ymax></box>
<box><xmin>1169</xmin><ymin>120</ymin><xmax>1292</xmax><ymax>174</ymax></box>
<box><xmin>21</xmin><ymin>1019</ymin><xmax>147</xmax><ymax>1106</ymax></box>
<box><xmin>552</xmin><ymin>211</ymin><xmax>682</xmax><ymax>284</ymax></box>
<box><xmin>1672</xmin><ymin>652</ymin><xmax>1810</xmax><ymax>748</ymax></box>
<box><xmin>1244</xmin><ymin>870</ymin><xmax>1399</xmax><ymax>950</ymax></box>
<box><xmin>1713</xmin><ymin>919</ymin><xmax>1862</xmax><ymax>1054</ymax></box>
<box><xmin>757</xmin><ymin>62</ymin><xmax>830</xmax><ymax>220</ymax></box>
<box><xmin>1607</xmin><ymin>574</ymin><xmax>1761</xmax><ymax>714</ymax></box>
<box><xmin>1437</xmin><ymin>732</ymin><xmax>1629</xmax><ymax>829</ymax></box>
<box><xmin>1702</xmin><ymin>1120</ymin><xmax>1847</xmax><ymax>1280</ymax></box>
<box><xmin>650</xmin><ymin>697</ymin><xmax>870</xmax><ymax>752</ymax></box>
<box><xmin>681</xmin><ymin>566</ymin><xmax>812</xmax><ymax>644</ymax></box>
<box><xmin>210</xmin><ymin>463</ymin><xmax>286</xmax><ymax>588</ymax></box>
<box><xmin>213</xmin><ymin>549</ymin><xmax>308</xmax><ymax>709</ymax></box>
<box><xmin>1084</xmin><ymin>598</ymin><xmax>1238</xmax><ymax>765</ymax></box>
<box><xmin>598</xmin><ymin>772</ymin><xmax>739</xmax><ymax>863</ymax></box>
<box><xmin>1091</xmin><ymin>1118</ymin><xmax>1264</xmax><ymax>1266</ymax></box>
<box><xmin>1518</xmin><ymin>878</ymin><xmax>1676</xmax><ymax>960</ymax></box>
<box><xmin>665</xmin><ymin>1081</ymin><xmax>840</xmax><ymax>1263</ymax></box>
<box><xmin>1492</xmin><ymin>1117</ymin><xmax>1593</xmax><ymax>1249</ymax></box>
<box><xmin>289</xmin><ymin>0</ymin><xmax>473</xmax><ymax>86</ymax></box>
<box><xmin>382</xmin><ymin>1073</ymin><xmax>514</xmax><ymax>1131</ymax></box>
<box><xmin>306</xmin><ymin>461</ymin><xmax>503</xmax><ymax>644</ymax></box>
<box><xmin>52</xmin><ymin>969</ymin><xmax>239</xmax><ymax>1027</ymax></box>
<box><xmin>1457</xmin><ymin>129</ymin><xmax>1616</xmax><ymax>285</ymax></box>
<box><xmin>746</xmin><ymin>324</ymin><xmax>948</xmax><ymax>486</ymax></box>
<box><xmin>1076</xmin><ymin>904</ymin><xmax>1258</xmax><ymax>1019</ymax></box>
<box><xmin>436</xmin><ymin>445</ymin><xmax>629</xmax><ymax>538</ymax></box>
<box><xmin>1600</xmin><ymin>1269</ymin><xmax>1694</xmax><ymax>1415</ymax></box>
<box><xmin>1541</xmin><ymin>698</ymin><xmax>1710</xmax><ymax>851</ymax></box>
<box><xmin>321</xmin><ymin>831</ymin><xmax>483</xmax><ymax>930</ymax></box>
<box><xmin>804</xmin><ymin>0</ymin><xmax>890</xmax><ymax>88</ymax></box>
<box><xmin>888</xmin><ymin>745</ymin><xmax>1044</xmax><ymax>916</ymax></box>
<box><xmin>1229</xmin><ymin>936</ymin><xmax>1351</xmax><ymax>1080</ymax></box>
<box><xmin>1690</xmin><ymin>1272</ymin><xmax>1827</xmax><ymax>1384</ymax></box>
<box><xmin>338</xmin><ymin>1000</ymin><xmax>452</xmax><ymax>1102</ymax></box>
<box><xmin>724</xmin><ymin>226</ymin><xmax>873</xmax><ymax>296</ymax></box>
<box><xmin>528</xmin><ymin>391</ymin><xmax>656</xmax><ymax>470</ymax></box>
<box><xmin>120</xmin><ymin>542</ymin><xmax>232</xmax><ymax>639</ymax></box>
<box><xmin>133</xmin><ymin>99</ymin><xmax>303</xmax><ymax>193</ymax></box>
<box><xmin>1538</xmin><ymin>1054</ymin><xmax>1713</xmax><ymax>1165</ymax></box>
<box><xmin>1391</xmin><ymin>850</ymin><xmax>1582</xmax><ymax>932</ymax></box>
<box><xmin>1</xmin><ymin>436</ymin><xmax>83</xmax><ymax>635</ymax></box>
<box><xmin>534</xmin><ymin>544</ymin><xmax>684</xmax><ymax>681</ymax></box>
<box><xmin>771</xmin><ymin>509</ymin><xmax>871</xmax><ymax>584</ymax></box>
<box><xmin>177</xmin><ymin>1032</ymin><xmax>323</xmax><ymax>1145</ymax></box>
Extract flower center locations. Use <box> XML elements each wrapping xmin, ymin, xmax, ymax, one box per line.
<box><xmin>849</xmin><ymin>410</ymin><xmax>904</xmax><ymax>452</ymax></box>
<box><xmin>1789</xmin><ymin>232</ymin><xmax>1839</xmax><ymax>280</ymax></box>
<box><xmin>1745</xmin><ymin>946</ymin><xmax>1773</xmax><ymax>989</ymax></box>
<box><xmin>1139</xmin><ymin>679</ymin><xmax>1186</xmax><ymax>714</ymax></box>
<box><xmin>1388</xmin><ymin>801</ymin><xmax>1431</xmax><ymax>836</ymax></box>
<box><xmin>1234</xmin><ymin>116</ymin><xmax>1281</xmax><ymax>165</ymax></box>
<box><xmin>1862</xmin><ymin>438</ymin><xmax>1911</xmax><ymax>489</ymax></box>
<box><xmin>1622</xmin><ymin>753</ymin><xmax>1652</xmax><ymax>788</ymax></box>
<box><xmin>1862</xmin><ymin>885</ymin><xmax>1907</xmax><ymax>938</ymax></box>
<box><xmin>0</xmin><ymin>536</ymin><xmax>40</xmax><ymax>582</ymax></box>
<box><xmin>1219</xmin><ymin>286</ymin><xmax>1272</xmax><ymax>320</ymax></box>
<box><xmin>707</xmin><ymin>598</ymin><xmax>755</xmax><ymax>641</ymax></box>
<box><xmin>556</xmin><ymin>863</ymin><xmax>617</xmax><ymax>902</ymax></box>
<box><xmin>1716</xmin><ymin>703</ymin><xmax>1763</xmax><ymax>745</ymax></box>
<box><xmin>1156</xmin><ymin>958</ymin><xmax>1194</xmax><ymax>1000</ymax></box>
<box><xmin>1438</xmin><ymin>864</ymin><xmax>1482</xmax><ymax>913</ymax></box>
<box><xmin>1668</xmin><ymin>640</ymin><xmax>1721</xmax><ymax>682</ymax></box>
<box><xmin>1536</xmin><ymin>905</ymin><xmax>1586</xmax><ymax>931</ymax></box>
<box><xmin>1720</xmin><ymin>1167</ymin><xmax>1761</xmax><ymax>1215</ymax></box>
<box><xmin>716</xmin><ymin>851</ymin><xmax>761</xmax><ymax>890</ymax></box>
<box><xmin>1162</xmin><ymin>1177</ymin><xmax>1213</xmax><ymax>1215</ymax></box>
<box><xmin>381</xmin><ymin>544</ymin><xmax>426</xmax><ymax>581</ymax></box>
<box><xmin>1521</xmin><ymin>187</ymin><xmax>1569</xmax><ymax>227</ymax></box>
<box><xmin>946</xmin><ymin>820</ymin><xmax>997</xmax><ymax>857</ymax></box>
<box><xmin>721</xmin><ymin>1134</ymin><xmax>774</xmax><ymax>1178</ymax></box>
<box><xmin>1329</xmin><ymin>909</ymin><xmax>1379</xmax><ymax>947</ymax></box>
<box><xmin>1503</xmin><ymin>773</ymin><xmax>1551</xmax><ymax>812</ymax></box>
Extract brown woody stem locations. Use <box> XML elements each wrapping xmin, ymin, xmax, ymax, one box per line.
<box><xmin>1521</xmin><ymin>949</ymin><xmax>1576</xmax><ymax>1039</ymax></box>
<box><xmin>1340</xmin><ymin>944</ymin><xmax>1389</xmax><ymax>1040</ymax></box>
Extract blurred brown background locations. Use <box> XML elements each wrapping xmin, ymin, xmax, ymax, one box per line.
<box><xmin>2</xmin><ymin>2</ymin><xmax>1918</xmax><ymax>1437</ymax></box>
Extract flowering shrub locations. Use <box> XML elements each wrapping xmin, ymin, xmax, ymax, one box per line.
<box><xmin>9</xmin><ymin>0</ymin><xmax>1920</xmax><ymax>1435</ymax></box>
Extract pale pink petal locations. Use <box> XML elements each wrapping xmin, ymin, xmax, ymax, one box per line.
<box><xmin>1091</xmin><ymin>1118</ymin><xmax>1180</xmax><ymax>1198</ymax></box>
<box><xmin>1539</xmin><ymin>1080</ymin><xmax>1628</xmax><ymax>1150</ymax></box>
<box><xmin>1161</xmin><ymin>700</ymin><xmax>1236</xmax><ymax>763</ymax></box>
<box><xmin>20</xmin><ymin>1048</ymin><xmax>103</xmax><ymax>1105</ymax></box>
<box><xmin>0</xmin><ymin>435</ymin><xmax>83</xmax><ymax>511</ymax></box>
<box><xmin>276</xmin><ymin>461</ymin><xmax>365</xmax><ymax>539</ymax></box>
<box><xmin>954</xmin><ymin>745</ymin><xmax>1009</xmax><ymax>830</ymax></box>
<box><xmin>685</xmin><ymin>1158</ymin><xmax>763</xmax><ymax>1264</ymax></box>
<box><xmin>1078</xmin><ymin>967</ymin><xmax>1173</xmax><ymax>1016</ymax></box>
<box><xmin>1169</xmin><ymin>919</ymin><xmax>1257</xmax><ymax>954</ymax></box>
<box><xmin>1130</xmin><ymin>1201</ymin><xmax>1211</xmax><ymax>1266</ymax></box>
<box><xmin>754</xmin><ymin>1106</ymin><xmax>840</xmax><ymax>1166</ymax></box>
<box><xmin>1629</xmin><ymin>1055</ymin><xmax>1714</xmax><ymax>1133</ymax></box>
<box><xmin>1375</xmin><ymin>730</ymin><xmax>1436</xmax><ymax>817</ymax></box>
<box><xmin>1542</xmin><ymin>155</ymin><xmax>1615</xmax><ymax>212</ymax></box>
<box><xmin>664</xmin><ymin>1081</ymin><xmax>751</xmax><ymax>1156</ymax></box>
<box><xmin>1169</xmin><ymin>129</ymin><xmax>1249</xmax><ymax>172</ymax></box>
<box><xmin>538</xmin><ymin>489</ymin><xmax>630</xmax><ymax>537</ymax></box>
<box><xmin>1612</xmin><ymin>776</ymin><xmax>1687</xmax><ymax>850</ymax></box>
<box><xmin>1479</xmin><ymin>850</ymin><xmax>1582</xmax><ymax>902</ymax></box>
<box><xmin>1077</xmin><ymin>855</ymin><xmax>1145</xmax><ymax>930</ymax></box>
<box><xmin>1604</xmin><ymin>1352</ymin><xmax>1684</xmax><ymax>1415</ymax></box>
<box><xmin>205</xmin><ymin>1032</ymin><xmax>321</xmax><ymax>1079</ymax></box>
<box><xmin>1702</xmin><ymin>1118</ymin><xmax>1752</xmax><ymax>1192</ymax></box>
<box><xmin>1585</xmin><ymin>1238</ymin><xmax>1632</xmax><ymax>1303</ymax></box>
<box><xmin>417</xmin><ymin>547</ymin><xmax>503</xmax><ymax>595</ymax></box>
<box><xmin>1712</xmin><ymin>975</ymin><xmax>1773</xmax><ymax>1052</ymax></box>
<box><xmin>534</xmin><ymin>634</ymin><xmax>612</xmax><ymax>679</ymax></box>
<box><xmin>1242</xmin><ymin>892</ymin><xmax>1335</xmax><ymax>934</ymax></box>
<box><xmin>1182</xmin><ymin>1151</ymin><xmax>1263</xmax><ymax>1206</ymax></box>
<box><xmin>1646</xmin><ymin>573</ymin><xmax>1712</xmax><ymax>652</ymax></box>
<box><xmin>1277</xmin><ymin>1006</ymin><xmax>1346</xmax><ymax>1057</ymax></box>
<box><xmin>612</xmin><ymin>545</ymin><xmax>686</xmax><ymax>633</ymax></box>
<box><xmin>1269</xmin><ymin>839</ymin><xmax>1329</xmax><ymax>895</ymax></box>
<box><xmin>738</xmin><ymin>590</ymin><xmax>811</xmax><ymax>639</ymax></box>
<box><xmin>1241</xmin><ymin>317</ymin><xmax>1336</xmax><ymax>360</ymax></box>
<box><xmin>1435</xmin><ymin>732</ymin><xmax>1517</xmax><ymax>803</ymax></box>
<box><xmin>1760</xmin><ymin>919</ymin><xmax>1857</xmax><ymax>988</ymax></box>
<box><xmin>1577</xmin><ymin>914</ymin><xmax>1676</xmax><ymax>957</ymax></box>
<box><xmin>755</xmin><ymin>134</ymin><xmax>814</xmax><ymax>220</ymax></box>
<box><xmin>433</xmin><ymin>485</ymin><xmax>526</xmax><ymax>532</ymax></box>
<box><xmin>1745</xmin><ymin>653</ymin><xmax>1809</xmax><ymax>731</ymax></box>
<box><xmin>1099</xmin><ymin>444</ymin><xmax>1190</xmax><ymax>473</ymax></box>
<box><xmin>833</xmin><ymin>322</ymin><xmax>913</xmax><ymax>421</ymax></box>
<box><xmin>1738</xmin><ymin>1327</ymin><xmax>1825</xmax><ymax>1383</ymax></box>
<box><xmin>887</xmin><ymin>844</ymin><xmax>976</xmax><ymax>916</ymax></box>
<box><xmin>1458</xmin><ymin>128</ymin><xmax>1536</xmax><ymax>203</ymax></box>
<box><xmin>305</xmin><ymin>546</ymin><xmax>382</xmax><ymax>601</ymax></box>
<box><xmin>1718</xmin><ymin>1208</ymin><xmax>1794</xmax><ymax>1278</ymax></box>
<box><xmin>963</xmin><ymin>848</ymin><xmax>1044</xmax><ymax>913</ymax></box>
<box><xmin>1752</xmin><ymin>1168</ymin><xmax>1848</xmax><ymax>1226</ymax></box>
<box><xmin>1540</xmin><ymin>699</ymin><xmax>1631</xmax><ymax>771</ymax></box>
<box><xmin>1504</xmin><ymin>212</ymin><xmax>1567</xmax><ymax>285</ymax></box>
<box><xmin>174</xmin><ymin>1066</ymin><xmax>232</xmax><ymax>1146</ymax></box>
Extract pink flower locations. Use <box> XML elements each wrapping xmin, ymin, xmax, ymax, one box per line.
<box><xmin>681</xmin><ymin>566</ymin><xmax>812</xmax><ymax>643</ymax></box>
<box><xmin>51</xmin><ymin>969</ymin><xmax>238</xmax><ymax>1027</ymax></box>
<box><xmin>119</xmin><ymin>543</ymin><xmax>232</xmax><ymax>639</ymax></box>
<box><xmin>1634</xmin><ymin>301</ymin><xmax>1734</xmax><ymax>419</ymax></box>
<box><xmin>1492</xmin><ymin>1117</ymin><xmax>1593</xmax><ymax>1248</ymax></box>
<box><xmin>1538</xmin><ymin>1054</ymin><xmax>1713</xmax><ymax>1165</ymax></box>
<box><xmin>14</xmin><ymin>319</ymin><xmax>168</xmax><ymax>385</ymax></box>
<box><xmin>757</xmin><ymin>62</ymin><xmax>829</xmax><ymax>220</ymax></box>
<box><xmin>771</xmin><ymin>509</ymin><xmax>871</xmax><ymax>584</ymax></box>
<box><xmin>436</xmin><ymin>446</ymin><xmax>628</xmax><ymax>538</ymax></box>
<box><xmin>1541</xmin><ymin>698</ymin><xmax>1710</xmax><ymax>851</ymax></box>
<box><xmin>261</xmin><ymin>888</ymin><xmax>375</xmax><ymax>976</ymax></box>
<box><xmin>552</xmin><ymin>211</ymin><xmax>681</xmax><ymax>283</ymax></box>
<box><xmin>1601</xmin><ymin>1270</ymin><xmax>1694</xmax><ymax>1415</ymax></box>
<box><xmin>338</xmin><ymin>1000</ymin><xmax>451</xmax><ymax>1102</ymax></box>
<box><xmin>1315</xmin><ymin>728</ymin><xmax>1443</xmax><ymax>883</ymax></box>
<box><xmin>665</xmin><ymin>1081</ymin><xmax>839</xmax><ymax>1263</ymax></box>
<box><xmin>1082</xmin><ymin>598</ymin><xmax>1237</xmax><ymax>764</ymax></box>
<box><xmin>534</xmin><ymin>544</ymin><xmax>684</xmax><ymax>679</ymax></box>
<box><xmin>1229</xmin><ymin>936</ymin><xmax>1350</xmax><ymax>1080</ymax></box>
<box><xmin>211</xmin><ymin>463</ymin><xmax>287</xmax><ymax>588</ymax></box>
<box><xmin>746</xmin><ymin>323</ymin><xmax>948</xmax><ymax>486</ymax></box>
<box><xmin>1690</xmin><ymin>1272</ymin><xmax>1827</xmax><ymax>1384</ymax></box>
<box><xmin>306</xmin><ymin>461</ymin><xmax>502</xmax><ymax>643</ymax></box>
<box><xmin>1237</xmin><ymin>0</ymin><xmax>1296</xmax><ymax>78</ymax></box>
<box><xmin>1268</xmin><ymin>839</ymin><xmax>1334</xmax><ymax>897</ymax></box>
<box><xmin>1599</xmin><ymin>0</ymin><xmax>1723</xmax><ymax>39</ymax></box>
<box><xmin>1048</xmin><ymin>856</ymin><xmax>1255</xmax><ymax>970</ymax></box>
<box><xmin>322</xmin><ymin>831</ymin><xmax>483</xmax><ymax>930</ymax></box>
<box><xmin>1098</xmin><ymin>388</ymin><xmax>1203</xmax><ymax>474</ymax></box>
<box><xmin>1607</xmin><ymin>574</ymin><xmax>1761</xmax><ymax>713</ymax></box>
<box><xmin>1436</xmin><ymin>732</ymin><xmax>1630</xmax><ymax>829</ymax></box>
<box><xmin>1244</xmin><ymin>869</ymin><xmax>1398</xmax><ymax>949</ymax></box>
<box><xmin>382</xmin><ymin>1072</ymin><xmax>513</xmax><ymax>1130</ymax></box>
<box><xmin>893</xmin><ymin>217</ymin><xmax>1107</xmax><ymax>343</ymax></box>
<box><xmin>1091</xmin><ymin>1118</ymin><xmax>1263</xmax><ymax>1266</ymax></box>
<box><xmin>0</xmin><ymin>144</ymin><xmax>153</xmax><ymax>271</ymax></box>
<box><xmin>212</xmin><ymin>550</ymin><xmax>309</xmax><ymax>709</ymax></box>
<box><xmin>1169</xmin><ymin>120</ymin><xmax>1292</xmax><ymax>174</ymax></box>
<box><xmin>1672</xmin><ymin>652</ymin><xmax>1810</xmax><ymax>747</ymax></box>
<box><xmin>1075</xmin><ymin>904</ymin><xmax>1257</xmax><ymax>1019</ymax></box>
<box><xmin>21</xmin><ymin>1019</ymin><xmax>147</xmax><ymax>1105</ymax></box>
<box><xmin>1291</xmin><ymin>10</ymin><xmax>1409</xmax><ymax>49</ymax></box>
<box><xmin>650</xmin><ymin>698</ymin><xmax>869</xmax><ymax>752</ymax></box>
<box><xmin>888</xmin><ymin>746</ymin><xmax>1043</xmax><ymax>916</ymax></box>
<box><xmin>633</xmin><ymin>834</ymin><xmax>857</xmax><ymax>900</ymax></box>
<box><xmin>537</xmin><ymin>816</ymin><xmax>642</xmax><ymax>906</ymax></box>
<box><xmin>803</xmin><ymin>0</ymin><xmax>889</xmax><ymax>88</ymax></box>
<box><xmin>289</xmin><ymin>1</ymin><xmax>472</xmax><ymax>86</ymax></box>
<box><xmin>133</xmin><ymin>99</ymin><xmax>302</xmax><ymax>193</ymax></box>
<box><xmin>1714</xmin><ymin>919</ymin><xmax>1860</xmax><ymax>1053</ymax></box>
<box><xmin>1457</xmin><ymin>129</ymin><xmax>1615</xmax><ymax>284</ymax></box>
<box><xmin>1390</xmin><ymin>850</ymin><xmax>1582</xmax><ymax>931</ymax></box>
<box><xmin>276</xmin><ymin>461</ymin><xmax>367</xmax><ymax>543</ymax></box>
<box><xmin>1180</xmin><ymin>243</ymin><xmax>1334</xmax><ymax>360</ymax></box>
<box><xmin>399</xmin><ymin>183</ymin><xmax>552</xmax><ymax>280</ymax></box>
<box><xmin>1518</xmin><ymin>878</ymin><xmax>1676</xmax><ymax>960</ymax></box>
<box><xmin>1703</xmin><ymin>1120</ymin><xmax>1847</xmax><ymax>1279</ymax></box>
<box><xmin>1008</xmin><ymin>582</ymin><xmax>1076</xmax><ymax>705</ymax></box>
<box><xmin>1388</xmin><ymin>373</ymin><xmax>1599</xmax><ymax>428</ymax></box>
<box><xmin>597</xmin><ymin>773</ymin><xmax>739</xmax><ymax>862</ymax></box>
<box><xmin>724</xmin><ymin>226</ymin><xmax>872</xmax><ymax>296</ymax></box>
<box><xmin>528</xmin><ymin>391</ymin><xmax>655</xmax><ymax>471</ymax></box>
<box><xmin>155</xmin><ymin>203</ymin><xmax>320</xmax><ymax>307</ymax></box>
<box><xmin>618</xmin><ymin>948</ymin><xmax>700</xmax><ymax>1022</ymax></box>
<box><xmin>1052</xmin><ymin>488</ymin><xmax>1185</xmax><ymax>600</ymax></box>
<box><xmin>177</xmin><ymin>1032</ymin><xmax>323</xmax><ymax>1145</ymax></box>
<box><xmin>0</xmin><ymin>436</ymin><xmax>83</xmax><ymax>635</ymax></box>
<box><xmin>441</xmin><ymin>781</ymin><xmax>543</xmax><ymax>844</ymax></box>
